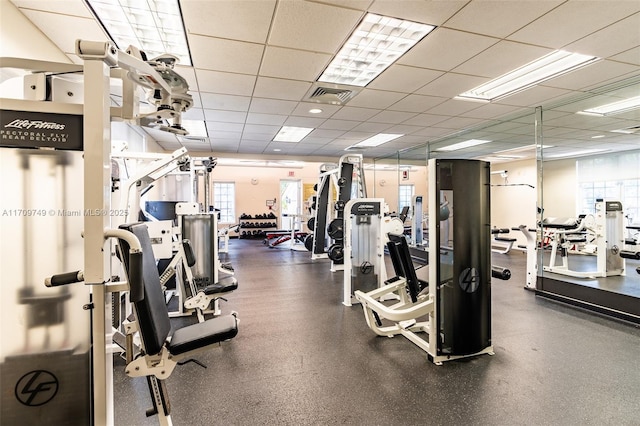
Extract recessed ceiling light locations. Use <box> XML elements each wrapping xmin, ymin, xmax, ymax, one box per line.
<box><xmin>309</xmin><ymin>108</ymin><xmax>323</xmax><ymax>114</ymax></box>
<box><xmin>591</xmin><ymin>135</ymin><xmax>605</xmax><ymax>139</ymax></box>
<box><xmin>457</xmin><ymin>50</ymin><xmax>599</xmax><ymax>102</ymax></box>
<box><xmin>86</xmin><ymin>0</ymin><xmax>192</xmax><ymax>65</ymax></box>
<box><xmin>578</xmin><ymin>95</ymin><xmax>640</xmax><ymax>116</ymax></box>
<box><xmin>318</xmin><ymin>13</ymin><xmax>435</xmax><ymax>87</ymax></box>
<box><xmin>436</xmin><ymin>139</ymin><xmax>491</xmax><ymax>152</ymax></box>
<box><xmin>348</xmin><ymin>133</ymin><xmax>404</xmax><ymax>149</ymax></box>
<box><xmin>273</xmin><ymin>126</ymin><xmax>314</xmax><ymax>142</ymax></box>
<box><xmin>273</xmin><ymin>148</ymin><xmax>282</xmax><ymax>152</ymax></box>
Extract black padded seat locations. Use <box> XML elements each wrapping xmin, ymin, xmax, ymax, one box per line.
<box><xmin>169</xmin><ymin>314</ymin><xmax>237</xmax><ymax>356</ymax></box>
<box><xmin>203</xmin><ymin>276</ymin><xmax>238</xmax><ymax>295</ymax></box>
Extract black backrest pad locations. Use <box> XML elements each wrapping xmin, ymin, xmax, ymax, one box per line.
<box><xmin>119</xmin><ymin>223</ymin><xmax>172</xmax><ymax>356</ymax></box>
<box><xmin>387</xmin><ymin>233</ymin><xmax>421</xmax><ymax>303</ymax></box>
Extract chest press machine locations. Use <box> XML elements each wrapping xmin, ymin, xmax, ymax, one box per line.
<box><xmin>354</xmin><ymin>159</ymin><xmax>497</xmax><ymax>365</ymax></box>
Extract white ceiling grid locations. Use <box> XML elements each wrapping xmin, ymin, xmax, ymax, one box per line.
<box><xmin>6</xmin><ymin>0</ymin><xmax>640</xmax><ymax>160</ymax></box>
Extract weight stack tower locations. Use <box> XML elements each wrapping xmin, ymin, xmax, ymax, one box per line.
<box><xmin>429</xmin><ymin>159</ymin><xmax>492</xmax><ymax>358</ymax></box>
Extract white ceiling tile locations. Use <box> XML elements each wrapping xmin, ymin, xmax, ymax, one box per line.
<box><xmin>540</xmin><ymin>59</ymin><xmax>639</xmax><ymax>91</ymax></box>
<box><xmin>426</xmin><ymin>98</ymin><xmax>481</xmax><ymax>116</ymax></box>
<box><xmin>182</xmin><ymin>108</ymin><xmax>204</xmax><ymax>120</ymax></box>
<box><xmin>403</xmin><ymin>114</ymin><xmax>449</xmax><ymax>127</ymax></box>
<box><xmin>331</xmin><ymin>106</ymin><xmax>381</xmax><ymax>121</ymax></box>
<box><xmin>369</xmin><ymin>0</ymin><xmax>467</xmax><ymax>26</ymax></box>
<box><xmin>260</xmin><ymin>46</ymin><xmax>332</xmax><ymax>81</ymax></box>
<box><xmin>399</xmin><ymin>28</ymin><xmax>498</xmax><ymax>72</ymax></box>
<box><xmin>318</xmin><ymin>119</ymin><xmax>360</xmax><ymax>131</ymax></box>
<box><xmin>206</xmin><ymin>122</ymin><xmax>244</xmax><ymax>133</ymax></box>
<box><xmin>254</xmin><ymin>77</ymin><xmax>312</xmax><ymax>101</ymax></box>
<box><xmin>610</xmin><ymin>46</ymin><xmax>640</xmax><ymax>66</ymax></box>
<box><xmin>283</xmin><ymin>117</ymin><xmax>326</xmax><ymax>128</ymax></box>
<box><xmin>367</xmin><ymin>65</ymin><xmax>443</xmax><ymax>93</ymax></box>
<box><xmin>269</xmin><ymin>1</ymin><xmax>362</xmax><ymax>53</ymax></box>
<box><xmin>204</xmin><ymin>109</ymin><xmax>247</xmax><ymax>123</ymax></box>
<box><xmin>416</xmin><ymin>73</ymin><xmax>488</xmax><ymax>98</ymax></box>
<box><xmin>200</xmin><ymin>93</ymin><xmax>251</xmax><ymax>112</ymax></box>
<box><xmin>189</xmin><ymin>35</ymin><xmax>264</xmax><ymax>74</ymax></box>
<box><xmin>453</xmin><ymin>40</ymin><xmax>552</xmax><ymax>78</ymax></box>
<box><xmin>388</xmin><ymin>94</ymin><xmax>448</xmax><ymax>113</ymax></box>
<box><xmin>307</xmin><ymin>0</ymin><xmax>373</xmax><ymax>10</ymax></box>
<box><xmin>208</xmin><ymin>130</ymin><xmax>243</xmax><ymax>140</ymax></box>
<box><xmin>12</xmin><ymin>0</ymin><xmax>92</xmax><ymax>16</ymax></box>
<box><xmin>249</xmin><ymin>98</ymin><xmax>298</xmax><ymax>115</ymax></box>
<box><xmin>369</xmin><ymin>110</ymin><xmax>418</xmax><ymax>124</ymax></box>
<box><xmin>384</xmin><ymin>124</ymin><xmax>426</xmax><ymax>135</ymax></box>
<box><xmin>410</xmin><ymin>127</ymin><xmax>453</xmax><ymax>138</ymax></box>
<box><xmin>565</xmin><ymin>13</ymin><xmax>640</xmax><ymax>59</ymax></box>
<box><xmin>508</xmin><ymin>1</ymin><xmax>640</xmax><ymax>49</ymax></box>
<box><xmin>245</xmin><ymin>112</ymin><xmax>287</xmax><ymax>126</ymax></box>
<box><xmin>181</xmin><ymin>0</ymin><xmax>275</xmax><ymax>43</ymax></box>
<box><xmin>18</xmin><ymin>10</ymin><xmax>106</xmax><ymax>55</ymax></box>
<box><xmin>498</xmin><ymin>86</ymin><xmax>573</xmax><ymax>108</ymax></box>
<box><xmin>243</xmin><ymin>124</ymin><xmax>280</xmax><ymax>136</ymax></box>
<box><xmin>311</xmin><ymin>128</ymin><xmax>348</xmax><ymax>138</ymax></box>
<box><xmin>347</xmin><ymin>89</ymin><xmax>405</xmax><ymax>109</ymax></box>
<box><xmin>463</xmin><ymin>103</ymin><xmax>526</xmax><ymax>120</ymax></box>
<box><xmin>444</xmin><ymin>1</ymin><xmax>563</xmax><ymax>38</ymax></box>
<box><xmin>350</xmin><ymin>122</ymin><xmax>393</xmax><ymax>133</ymax></box>
<box><xmin>435</xmin><ymin>116</ymin><xmax>487</xmax><ymax>130</ymax></box>
<box><xmin>196</xmin><ymin>70</ymin><xmax>256</xmax><ymax>96</ymax></box>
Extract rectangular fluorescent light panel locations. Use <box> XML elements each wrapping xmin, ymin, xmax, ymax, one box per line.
<box><xmin>457</xmin><ymin>50</ymin><xmax>598</xmax><ymax>101</ymax></box>
<box><xmin>273</xmin><ymin>126</ymin><xmax>314</xmax><ymax>142</ymax></box>
<box><xmin>436</xmin><ymin>139</ymin><xmax>491</xmax><ymax>152</ymax></box>
<box><xmin>86</xmin><ymin>0</ymin><xmax>192</xmax><ymax>65</ymax></box>
<box><xmin>352</xmin><ymin>133</ymin><xmax>404</xmax><ymax>148</ymax></box>
<box><xmin>579</xmin><ymin>95</ymin><xmax>640</xmax><ymax>116</ymax></box>
<box><xmin>318</xmin><ymin>13</ymin><xmax>435</xmax><ymax>87</ymax></box>
<box><xmin>545</xmin><ymin>148</ymin><xmax>609</xmax><ymax>159</ymax></box>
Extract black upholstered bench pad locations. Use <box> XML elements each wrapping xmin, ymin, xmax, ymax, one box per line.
<box><xmin>203</xmin><ymin>276</ymin><xmax>238</xmax><ymax>295</ymax></box>
<box><xmin>169</xmin><ymin>314</ymin><xmax>238</xmax><ymax>356</ymax></box>
<box><xmin>494</xmin><ymin>237</ymin><xmax>516</xmax><ymax>242</ymax></box>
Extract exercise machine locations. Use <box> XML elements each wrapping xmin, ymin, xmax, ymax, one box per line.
<box><xmin>354</xmin><ymin>159</ymin><xmax>498</xmax><ymax>365</ymax></box>
<box><xmin>491</xmin><ymin>228</ymin><xmax>517</xmax><ymax>254</ymax></box>
<box><xmin>342</xmin><ymin>198</ymin><xmax>404</xmax><ymax>306</ymax></box>
<box><xmin>542</xmin><ymin>200</ymin><xmax>625</xmax><ymax>278</ymax></box>
<box><xmin>308</xmin><ymin>154</ymin><xmax>366</xmax><ymax>271</ymax></box>
<box><xmin>410</xmin><ymin>195</ymin><xmax>425</xmax><ymax>246</ymax></box>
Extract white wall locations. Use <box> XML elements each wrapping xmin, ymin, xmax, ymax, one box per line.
<box><xmin>541</xmin><ymin>158</ymin><xmax>577</xmax><ymax>218</ymax></box>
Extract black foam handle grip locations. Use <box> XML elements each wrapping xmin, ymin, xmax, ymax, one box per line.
<box><xmin>128</xmin><ymin>251</ymin><xmax>144</xmax><ymax>303</ymax></box>
<box><xmin>45</xmin><ymin>271</ymin><xmax>82</xmax><ymax>287</ymax></box>
<box><xmin>492</xmin><ymin>266</ymin><xmax>511</xmax><ymax>280</ymax></box>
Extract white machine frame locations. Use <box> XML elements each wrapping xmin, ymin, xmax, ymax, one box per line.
<box><xmin>543</xmin><ymin>200</ymin><xmax>625</xmax><ymax>279</ymax></box>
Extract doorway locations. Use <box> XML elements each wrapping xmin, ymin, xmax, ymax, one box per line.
<box><xmin>280</xmin><ymin>179</ymin><xmax>302</xmax><ymax>230</ymax></box>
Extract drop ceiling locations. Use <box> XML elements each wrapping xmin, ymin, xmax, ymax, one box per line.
<box><xmin>7</xmin><ymin>0</ymin><xmax>640</xmax><ymax>161</ymax></box>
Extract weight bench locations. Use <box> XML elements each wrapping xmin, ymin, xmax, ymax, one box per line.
<box><xmin>118</xmin><ymin>222</ymin><xmax>238</xmax><ymax>425</ymax></box>
<box><xmin>264</xmin><ymin>230</ymin><xmax>308</xmax><ymax>248</ymax></box>
<box><xmin>491</xmin><ymin>228</ymin><xmax>516</xmax><ymax>254</ymax></box>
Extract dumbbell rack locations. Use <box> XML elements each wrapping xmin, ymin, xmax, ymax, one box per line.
<box><xmin>238</xmin><ymin>213</ymin><xmax>277</xmax><ymax>239</ymax></box>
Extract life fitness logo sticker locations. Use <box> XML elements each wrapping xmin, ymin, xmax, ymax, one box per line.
<box><xmin>0</xmin><ymin>109</ymin><xmax>83</xmax><ymax>150</ymax></box>
<box><xmin>15</xmin><ymin>370</ymin><xmax>59</xmax><ymax>407</ymax></box>
<box><xmin>459</xmin><ymin>267</ymin><xmax>480</xmax><ymax>293</ymax></box>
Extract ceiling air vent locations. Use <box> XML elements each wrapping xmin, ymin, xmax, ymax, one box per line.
<box><xmin>180</xmin><ymin>135</ymin><xmax>208</xmax><ymax>144</ymax></box>
<box><xmin>304</xmin><ymin>82</ymin><xmax>362</xmax><ymax>106</ymax></box>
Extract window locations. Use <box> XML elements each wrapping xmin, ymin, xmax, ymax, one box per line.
<box><xmin>213</xmin><ymin>182</ymin><xmax>235</xmax><ymax>223</ymax></box>
<box><xmin>399</xmin><ymin>184</ymin><xmax>414</xmax><ymax>214</ymax></box>
<box><xmin>577</xmin><ymin>152</ymin><xmax>640</xmax><ymax>222</ymax></box>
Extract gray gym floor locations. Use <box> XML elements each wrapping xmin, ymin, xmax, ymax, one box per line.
<box><xmin>114</xmin><ymin>240</ymin><xmax>640</xmax><ymax>425</ymax></box>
